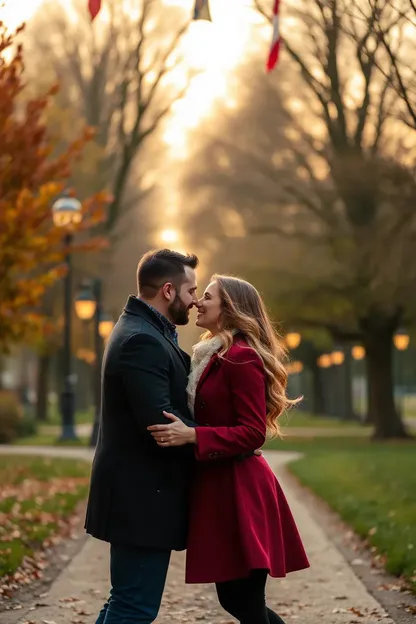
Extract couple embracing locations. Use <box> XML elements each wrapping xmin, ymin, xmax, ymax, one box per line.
<box><xmin>85</xmin><ymin>249</ymin><xmax>309</xmax><ymax>624</ymax></box>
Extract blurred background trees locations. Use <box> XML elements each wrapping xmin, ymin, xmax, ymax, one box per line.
<box><xmin>0</xmin><ymin>0</ymin><xmax>415</xmax><ymax>441</ymax></box>
<box><xmin>181</xmin><ymin>0</ymin><xmax>416</xmax><ymax>439</ymax></box>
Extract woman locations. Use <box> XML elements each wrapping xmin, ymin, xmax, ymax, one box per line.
<box><xmin>148</xmin><ymin>275</ymin><xmax>310</xmax><ymax>624</ymax></box>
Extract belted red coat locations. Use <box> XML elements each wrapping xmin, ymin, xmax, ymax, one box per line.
<box><xmin>186</xmin><ymin>339</ymin><xmax>310</xmax><ymax>584</ymax></box>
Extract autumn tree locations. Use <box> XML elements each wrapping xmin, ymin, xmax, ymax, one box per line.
<box><xmin>369</xmin><ymin>0</ymin><xmax>416</xmax><ymax>130</ymax></box>
<box><xmin>25</xmin><ymin>0</ymin><xmax>193</xmax><ymax>231</ymax></box>
<box><xmin>182</xmin><ymin>1</ymin><xmax>416</xmax><ymax>439</ymax></box>
<box><xmin>0</xmin><ymin>21</ymin><xmax>108</xmax><ymax>353</ymax></box>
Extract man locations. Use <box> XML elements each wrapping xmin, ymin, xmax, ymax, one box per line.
<box><xmin>85</xmin><ymin>249</ymin><xmax>199</xmax><ymax>624</ymax></box>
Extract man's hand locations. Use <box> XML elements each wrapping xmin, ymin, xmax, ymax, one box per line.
<box><xmin>148</xmin><ymin>412</ymin><xmax>197</xmax><ymax>447</ymax></box>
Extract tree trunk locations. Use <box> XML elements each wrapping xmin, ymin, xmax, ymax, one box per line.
<box><xmin>310</xmin><ymin>361</ymin><xmax>326</xmax><ymax>415</ymax></box>
<box><xmin>35</xmin><ymin>354</ymin><xmax>50</xmax><ymax>422</ymax></box>
<box><xmin>362</xmin><ymin>321</ymin><xmax>409</xmax><ymax>439</ymax></box>
<box><xmin>364</xmin><ymin>402</ymin><xmax>374</xmax><ymax>424</ymax></box>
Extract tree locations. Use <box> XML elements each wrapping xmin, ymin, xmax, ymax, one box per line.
<box><xmin>0</xmin><ymin>21</ymin><xmax>108</xmax><ymax>353</ymax></box>
<box><xmin>370</xmin><ymin>0</ymin><xmax>416</xmax><ymax>129</ymax></box>
<box><xmin>254</xmin><ymin>0</ymin><xmax>416</xmax><ymax>439</ymax></box>
<box><xmin>182</xmin><ymin>1</ymin><xmax>416</xmax><ymax>439</ymax></box>
<box><xmin>26</xmin><ymin>0</ymin><xmax>193</xmax><ymax>231</ymax></box>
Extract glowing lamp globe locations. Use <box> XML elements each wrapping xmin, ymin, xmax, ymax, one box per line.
<box><xmin>99</xmin><ymin>314</ymin><xmax>114</xmax><ymax>340</ymax></box>
<box><xmin>317</xmin><ymin>354</ymin><xmax>332</xmax><ymax>369</ymax></box>
<box><xmin>331</xmin><ymin>350</ymin><xmax>345</xmax><ymax>366</ymax></box>
<box><xmin>352</xmin><ymin>345</ymin><xmax>365</xmax><ymax>361</ymax></box>
<box><xmin>285</xmin><ymin>332</ymin><xmax>301</xmax><ymax>350</ymax></box>
<box><xmin>52</xmin><ymin>196</ymin><xmax>82</xmax><ymax>227</ymax></box>
<box><xmin>394</xmin><ymin>329</ymin><xmax>410</xmax><ymax>351</ymax></box>
<box><xmin>292</xmin><ymin>361</ymin><xmax>304</xmax><ymax>374</ymax></box>
<box><xmin>75</xmin><ymin>287</ymin><xmax>96</xmax><ymax>321</ymax></box>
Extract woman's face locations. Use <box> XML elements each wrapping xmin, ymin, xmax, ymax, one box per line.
<box><xmin>196</xmin><ymin>281</ymin><xmax>223</xmax><ymax>334</ymax></box>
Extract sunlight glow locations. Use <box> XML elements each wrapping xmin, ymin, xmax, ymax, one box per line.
<box><xmin>162</xmin><ymin>0</ymin><xmax>258</xmax><ymax>156</ymax></box>
<box><xmin>0</xmin><ymin>0</ymin><xmax>45</xmax><ymax>29</ymax></box>
<box><xmin>160</xmin><ymin>228</ymin><xmax>180</xmax><ymax>244</ymax></box>
<box><xmin>4</xmin><ymin>0</ymin><xmax>259</xmax><ymax>159</ymax></box>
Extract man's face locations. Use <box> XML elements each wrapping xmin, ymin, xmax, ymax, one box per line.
<box><xmin>168</xmin><ymin>267</ymin><xmax>198</xmax><ymax>326</ymax></box>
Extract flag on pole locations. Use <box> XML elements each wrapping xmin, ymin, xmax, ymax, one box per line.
<box><xmin>266</xmin><ymin>0</ymin><xmax>281</xmax><ymax>72</ymax></box>
<box><xmin>88</xmin><ymin>0</ymin><xmax>102</xmax><ymax>21</ymax></box>
<box><xmin>193</xmin><ymin>0</ymin><xmax>212</xmax><ymax>22</ymax></box>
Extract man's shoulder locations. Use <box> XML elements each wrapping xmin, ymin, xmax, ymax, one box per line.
<box><xmin>115</xmin><ymin>312</ymin><xmax>165</xmax><ymax>347</ymax></box>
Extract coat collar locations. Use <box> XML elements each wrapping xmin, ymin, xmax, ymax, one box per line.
<box><xmin>196</xmin><ymin>353</ymin><xmax>220</xmax><ymax>393</ymax></box>
<box><xmin>124</xmin><ymin>296</ymin><xmax>188</xmax><ymax>370</ymax></box>
<box><xmin>195</xmin><ymin>334</ymin><xmax>247</xmax><ymax>393</ymax></box>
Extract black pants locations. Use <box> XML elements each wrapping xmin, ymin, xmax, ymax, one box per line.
<box><xmin>95</xmin><ymin>544</ymin><xmax>171</xmax><ymax>623</ymax></box>
<box><xmin>216</xmin><ymin>570</ymin><xmax>286</xmax><ymax>624</ymax></box>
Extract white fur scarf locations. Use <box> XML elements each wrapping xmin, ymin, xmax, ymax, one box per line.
<box><xmin>186</xmin><ymin>336</ymin><xmax>223</xmax><ymax>416</ymax></box>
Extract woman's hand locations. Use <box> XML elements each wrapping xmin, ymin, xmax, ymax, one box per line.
<box><xmin>148</xmin><ymin>412</ymin><xmax>197</xmax><ymax>447</ymax></box>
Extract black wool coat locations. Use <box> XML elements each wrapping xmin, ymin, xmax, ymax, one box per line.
<box><xmin>85</xmin><ymin>296</ymin><xmax>196</xmax><ymax>551</ymax></box>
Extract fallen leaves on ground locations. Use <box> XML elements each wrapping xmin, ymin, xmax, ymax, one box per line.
<box><xmin>0</xmin><ymin>458</ymin><xmax>90</xmax><ymax>601</ymax></box>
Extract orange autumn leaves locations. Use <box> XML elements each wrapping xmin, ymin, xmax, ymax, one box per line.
<box><xmin>0</xmin><ymin>21</ymin><xmax>110</xmax><ymax>350</ymax></box>
<box><xmin>0</xmin><ymin>457</ymin><xmax>90</xmax><ymax>598</ymax></box>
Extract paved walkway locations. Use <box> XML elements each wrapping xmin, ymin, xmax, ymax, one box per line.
<box><xmin>0</xmin><ymin>447</ymin><xmax>396</xmax><ymax>623</ymax></box>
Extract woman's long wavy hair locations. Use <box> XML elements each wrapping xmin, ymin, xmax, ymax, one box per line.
<box><xmin>201</xmin><ymin>275</ymin><xmax>300</xmax><ymax>437</ymax></box>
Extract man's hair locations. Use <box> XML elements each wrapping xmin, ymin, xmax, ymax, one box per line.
<box><xmin>137</xmin><ymin>249</ymin><xmax>199</xmax><ymax>298</ymax></box>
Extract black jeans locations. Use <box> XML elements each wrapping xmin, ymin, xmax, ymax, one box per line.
<box><xmin>95</xmin><ymin>544</ymin><xmax>171</xmax><ymax>623</ymax></box>
<box><xmin>216</xmin><ymin>570</ymin><xmax>286</xmax><ymax>624</ymax></box>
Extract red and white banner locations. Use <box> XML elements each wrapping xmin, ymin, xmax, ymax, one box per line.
<box><xmin>88</xmin><ymin>0</ymin><xmax>102</xmax><ymax>21</ymax></box>
<box><xmin>266</xmin><ymin>0</ymin><xmax>281</xmax><ymax>72</ymax></box>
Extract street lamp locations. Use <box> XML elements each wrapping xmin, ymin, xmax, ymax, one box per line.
<box><xmin>393</xmin><ymin>328</ymin><xmax>410</xmax><ymax>351</ymax></box>
<box><xmin>393</xmin><ymin>328</ymin><xmax>410</xmax><ymax>417</ymax></box>
<box><xmin>331</xmin><ymin>349</ymin><xmax>345</xmax><ymax>366</ymax></box>
<box><xmin>52</xmin><ymin>194</ymin><xmax>82</xmax><ymax>441</ymax></box>
<box><xmin>352</xmin><ymin>345</ymin><xmax>366</xmax><ymax>361</ymax></box>
<box><xmin>74</xmin><ymin>280</ymin><xmax>104</xmax><ymax>447</ymax></box>
<box><xmin>99</xmin><ymin>313</ymin><xmax>114</xmax><ymax>342</ymax></box>
<box><xmin>74</xmin><ymin>281</ymin><xmax>114</xmax><ymax>446</ymax></box>
<box><xmin>351</xmin><ymin>345</ymin><xmax>366</xmax><ymax>419</ymax></box>
<box><xmin>285</xmin><ymin>332</ymin><xmax>302</xmax><ymax>350</ymax></box>
<box><xmin>52</xmin><ymin>196</ymin><xmax>83</xmax><ymax>228</ymax></box>
<box><xmin>317</xmin><ymin>354</ymin><xmax>332</xmax><ymax>368</ymax></box>
<box><xmin>75</xmin><ymin>285</ymin><xmax>97</xmax><ymax>321</ymax></box>
<box><xmin>317</xmin><ymin>353</ymin><xmax>334</xmax><ymax>417</ymax></box>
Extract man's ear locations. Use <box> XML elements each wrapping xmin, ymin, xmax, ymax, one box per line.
<box><xmin>161</xmin><ymin>282</ymin><xmax>175</xmax><ymax>302</ymax></box>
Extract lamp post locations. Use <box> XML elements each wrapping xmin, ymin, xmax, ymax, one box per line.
<box><xmin>330</xmin><ymin>347</ymin><xmax>344</xmax><ymax>418</ymax></box>
<box><xmin>317</xmin><ymin>353</ymin><xmax>335</xmax><ymax>417</ymax></box>
<box><xmin>352</xmin><ymin>345</ymin><xmax>366</xmax><ymax>419</ymax></box>
<box><xmin>52</xmin><ymin>194</ymin><xmax>82</xmax><ymax>441</ymax></box>
<box><xmin>99</xmin><ymin>313</ymin><xmax>115</xmax><ymax>343</ymax></box>
<box><xmin>75</xmin><ymin>280</ymin><xmax>114</xmax><ymax>447</ymax></box>
<box><xmin>393</xmin><ymin>328</ymin><xmax>410</xmax><ymax>417</ymax></box>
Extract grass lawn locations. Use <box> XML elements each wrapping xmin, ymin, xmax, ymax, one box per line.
<box><xmin>280</xmin><ymin>410</ymin><xmax>366</xmax><ymax>428</ymax></box>
<box><xmin>14</xmin><ymin>434</ymin><xmax>90</xmax><ymax>446</ymax></box>
<box><xmin>266</xmin><ymin>435</ymin><xmax>416</xmax><ymax>592</ymax></box>
<box><xmin>0</xmin><ymin>455</ymin><xmax>90</xmax><ymax>580</ymax></box>
<box><xmin>46</xmin><ymin>406</ymin><xmax>94</xmax><ymax>425</ymax></box>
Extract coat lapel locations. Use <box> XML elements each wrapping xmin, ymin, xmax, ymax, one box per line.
<box><xmin>196</xmin><ymin>353</ymin><xmax>219</xmax><ymax>393</ymax></box>
<box><xmin>162</xmin><ymin>328</ymin><xmax>189</xmax><ymax>372</ymax></box>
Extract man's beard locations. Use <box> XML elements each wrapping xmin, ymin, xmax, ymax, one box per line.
<box><xmin>168</xmin><ymin>294</ymin><xmax>190</xmax><ymax>326</ymax></box>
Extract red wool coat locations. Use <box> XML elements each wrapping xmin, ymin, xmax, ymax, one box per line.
<box><xmin>186</xmin><ymin>339</ymin><xmax>310</xmax><ymax>584</ymax></box>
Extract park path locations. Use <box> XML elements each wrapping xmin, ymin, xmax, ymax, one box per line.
<box><xmin>0</xmin><ymin>446</ymin><xmax>397</xmax><ymax>623</ymax></box>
